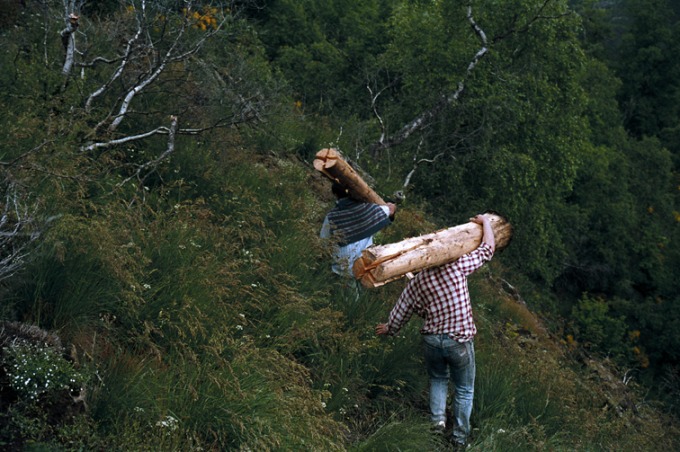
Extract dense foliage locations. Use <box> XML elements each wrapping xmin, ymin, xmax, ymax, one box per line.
<box><xmin>0</xmin><ymin>0</ymin><xmax>678</xmax><ymax>449</ymax></box>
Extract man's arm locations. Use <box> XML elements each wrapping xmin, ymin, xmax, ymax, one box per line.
<box><xmin>386</xmin><ymin>202</ymin><xmax>397</xmax><ymax>221</ymax></box>
<box><xmin>471</xmin><ymin>214</ymin><xmax>495</xmax><ymax>253</ymax></box>
<box><xmin>375</xmin><ymin>280</ymin><xmax>417</xmax><ymax>336</ymax></box>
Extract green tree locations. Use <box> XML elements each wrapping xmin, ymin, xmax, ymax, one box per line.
<box><xmin>571</xmin><ymin>294</ymin><xmax>628</xmax><ymax>359</ymax></box>
<box><xmin>254</xmin><ymin>0</ymin><xmax>395</xmax><ymax>115</ymax></box>
<box><xmin>372</xmin><ymin>0</ymin><xmax>587</xmax><ymax>283</ymax></box>
<box><xmin>614</xmin><ymin>0</ymin><xmax>680</xmax><ymax>142</ymax></box>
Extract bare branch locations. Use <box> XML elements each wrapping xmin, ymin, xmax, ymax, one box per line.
<box><xmin>367</xmin><ymin>82</ymin><xmax>388</xmax><ymax>147</ymax></box>
<box><xmin>368</xmin><ymin>6</ymin><xmax>489</xmax><ymax>156</ymax></box>
<box><xmin>0</xmin><ymin>141</ymin><xmax>52</xmax><ymax>169</ymax></box>
<box><xmin>117</xmin><ymin>115</ymin><xmax>179</xmax><ymax>187</ymax></box>
<box><xmin>106</xmin><ymin>2</ymin><xmax>230</xmax><ymax>132</ymax></box>
<box><xmin>0</xmin><ymin>184</ymin><xmax>43</xmax><ymax>283</ymax></box>
<box><xmin>85</xmin><ymin>14</ymin><xmax>144</xmax><ymax>112</ymax></box>
<box><xmin>402</xmin><ymin>141</ymin><xmax>446</xmax><ymax>192</ymax></box>
<box><xmin>80</xmin><ymin>125</ymin><xmax>173</xmax><ymax>153</ymax></box>
<box><xmin>108</xmin><ymin>40</ymin><xmax>182</xmax><ymax>132</ymax></box>
<box><xmin>398</xmin><ymin>124</ymin><xmax>478</xmax><ymax>196</ymax></box>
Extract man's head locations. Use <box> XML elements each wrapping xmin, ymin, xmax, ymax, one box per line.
<box><xmin>331</xmin><ymin>181</ymin><xmax>350</xmax><ymax>199</ymax></box>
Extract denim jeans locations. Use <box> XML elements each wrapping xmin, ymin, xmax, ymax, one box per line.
<box><xmin>422</xmin><ymin>334</ymin><xmax>475</xmax><ymax>445</ymax></box>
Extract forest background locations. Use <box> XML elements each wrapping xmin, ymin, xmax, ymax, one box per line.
<box><xmin>1</xmin><ymin>0</ymin><xmax>679</xmax><ymax>450</ymax></box>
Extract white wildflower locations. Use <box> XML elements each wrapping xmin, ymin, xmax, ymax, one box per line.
<box><xmin>156</xmin><ymin>415</ymin><xmax>179</xmax><ymax>431</ymax></box>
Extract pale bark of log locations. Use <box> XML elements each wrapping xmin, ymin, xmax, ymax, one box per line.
<box><xmin>353</xmin><ymin>213</ymin><xmax>512</xmax><ymax>288</ymax></box>
<box><xmin>314</xmin><ymin>148</ymin><xmax>385</xmax><ymax>205</ymax></box>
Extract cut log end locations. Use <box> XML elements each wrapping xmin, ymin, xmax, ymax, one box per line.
<box><xmin>313</xmin><ymin>148</ymin><xmax>339</xmax><ymax>172</ymax></box>
<box><xmin>313</xmin><ymin>148</ymin><xmax>385</xmax><ymax>205</ymax></box>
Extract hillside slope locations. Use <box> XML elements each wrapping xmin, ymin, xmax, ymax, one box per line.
<box><xmin>1</xmin><ymin>153</ymin><xmax>678</xmax><ymax>451</ymax></box>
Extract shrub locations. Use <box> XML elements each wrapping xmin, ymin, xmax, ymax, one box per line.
<box><xmin>571</xmin><ymin>294</ymin><xmax>628</xmax><ymax>359</ymax></box>
<box><xmin>1</xmin><ymin>342</ymin><xmax>86</xmax><ymax>402</ymax></box>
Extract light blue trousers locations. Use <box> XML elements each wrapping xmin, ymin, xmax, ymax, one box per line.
<box><xmin>423</xmin><ymin>334</ymin><xmax>475</xmax><ymax>445</ymax></box>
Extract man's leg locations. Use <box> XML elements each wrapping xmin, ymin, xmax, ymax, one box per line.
<box><xmin>423</xmin><ymin>335</ymin><xmax>449</xmax><ymax>425</ymax></box>
<box><xmin>448</xmin><ymin>340</ymin><xmax>476</xmax><ymax>445</ymax></box>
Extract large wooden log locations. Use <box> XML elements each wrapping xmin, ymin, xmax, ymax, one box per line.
<box><xmin>353</xmin><ymin>213</ymin><xmax>512</xmax><ymax>288</ymax></box>
<box><xmin>314</xmin><ymin>148</ymin><xmax>385</xmax><ymax>205</ymax></box>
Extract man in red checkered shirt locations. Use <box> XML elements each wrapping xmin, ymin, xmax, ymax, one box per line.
<box><xmin>376</xmin><ymin>214</ymin><xmax>495</xmax><ymax>446</ymax></box>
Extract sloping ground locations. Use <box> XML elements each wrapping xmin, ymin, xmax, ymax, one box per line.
<box><xmin>466</xmin><ymin>274</ymin><xmax>680</xmax><ymax>451</ymax></box>
<box><xmin>0</xmin><ymin>153</ymin><xmax>678</xmax><ymax>451</ymax></box>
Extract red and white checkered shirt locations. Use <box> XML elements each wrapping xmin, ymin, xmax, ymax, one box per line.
<box><xmin>386</xmin><ymin>242</ymin><xmax>493</xmax><ymax>342</ymax></box>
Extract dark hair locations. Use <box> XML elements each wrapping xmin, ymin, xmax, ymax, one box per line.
<box><xmin>331</xmin><ymin>181</ymin><xmax>349</xmax><ymax>199</ymax></box>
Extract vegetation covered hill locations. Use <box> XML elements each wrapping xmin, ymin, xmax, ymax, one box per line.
<box><xmin>0</xmin><ymin>0</ymin><xmax>679</xmax><ymax>450</ymax></box>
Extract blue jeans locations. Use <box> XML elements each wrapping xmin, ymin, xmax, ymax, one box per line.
<box><xmin>423</xmin><ymin>334</ymin><xmax>475</xmax><ymax>445</ymax></box>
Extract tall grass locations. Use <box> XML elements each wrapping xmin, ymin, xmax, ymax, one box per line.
<box><xmin>350</xmin><ymin>414</ymin><xmax>448</xmax><ymax>452</ymax></box>
<box><xmin>3</xmin><ymin>146</ymin><xmax>680</xmax><ymax>450</ymax></box>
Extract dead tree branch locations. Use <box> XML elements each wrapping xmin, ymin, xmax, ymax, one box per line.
<box><xmin>401</xmin><ymin>138</ymin><xmax>447</xmax><ymax>192</ymax></box>
<box><xmin>84</xmin><ymin>18</ymin><xmax>143</xmax><ymax>112</ymax></box>
<box><xmin>0</xmin><ymin>184</ymin><xmax>42</xmax><ymax>283</ymax></box>
<box><xmin>117</xmin><ymin>115</ymin><xmax>179</xmax><ymax>187</ymax></box>
<box><xmin>368</xmin><ymin>6</ymin><xmax>488</xmax><ymax>156</ymax></box>
<box><xmin>0</xmin><ymin>141</ymin><xmax>52</xmax><ymax>169</ymax></box>
<box><xmin>60</xmin><ymin>5</ymin><xmax>80</xmax><ymax>77</ymax></box>
<box><xmin>367</xmin><ymin>82</ymin><xmax>388</xmax><ymax>148</ymax></box>
<box><xmin>80</xmin><ymin>0</ymin><xmax>230</xmax><ymax>133</ymax></box>
<box><xmin>104</xmin><ymin>2</ymin><xmax>227</xmax><ymax>133</ymax></box>
<box><xmin>80</xmin><ymin>124</ymin><xmax>174</xmax><ymax>153</ymax></box>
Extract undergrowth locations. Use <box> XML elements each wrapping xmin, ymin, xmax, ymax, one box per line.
<box><xmin>1</xmin><ymin>151</ymin><xmax>678</xmax><ymax>450</ymax></box>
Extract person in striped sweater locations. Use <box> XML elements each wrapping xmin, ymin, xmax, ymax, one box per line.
<box><xmin>320</xmin><ymin>182</ymin><xmax>396</xmax><ymax>278</ymax></box>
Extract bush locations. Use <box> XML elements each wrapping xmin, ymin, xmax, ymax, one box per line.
<box><xmin>571</xmin><ymin>294</ymin><xmax>628</xmax><ymax>359</ymax></box>
<box><xmin>1</xmin><ymin>342</ymin><xmax>86</xmax><ymax>402</ymax></box>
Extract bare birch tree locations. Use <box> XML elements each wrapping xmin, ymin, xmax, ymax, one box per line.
<box><xmin>54</xmin><ymin>0</ymin><xmax>271</xmax><ymax>185</ymax></box>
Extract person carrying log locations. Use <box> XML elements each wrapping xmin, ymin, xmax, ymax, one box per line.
<box><xmin>375</xmin><ymin>214</ymin><xmax>495</xmax><ymax>447</ymax></box>
<box><xmin>320</xmin><ymin>181</ymin><xmax>397</xmax><ymax>278</ymax></box>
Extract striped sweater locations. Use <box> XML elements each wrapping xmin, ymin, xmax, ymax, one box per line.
<box><xmin>322</xmin><ymin>198</ymin><xmax>392</xmax><ymax>246</ymax></box>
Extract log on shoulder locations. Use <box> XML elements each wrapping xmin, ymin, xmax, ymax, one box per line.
<box><xmin>314</xmin><ymin>148</ymin><xmax>385</xmax><ymax>205</ymax></box>
<box><xmin>353</xmin><ymin>212</ymin><xmax>512</xmax><ymax>288</ymax></box>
